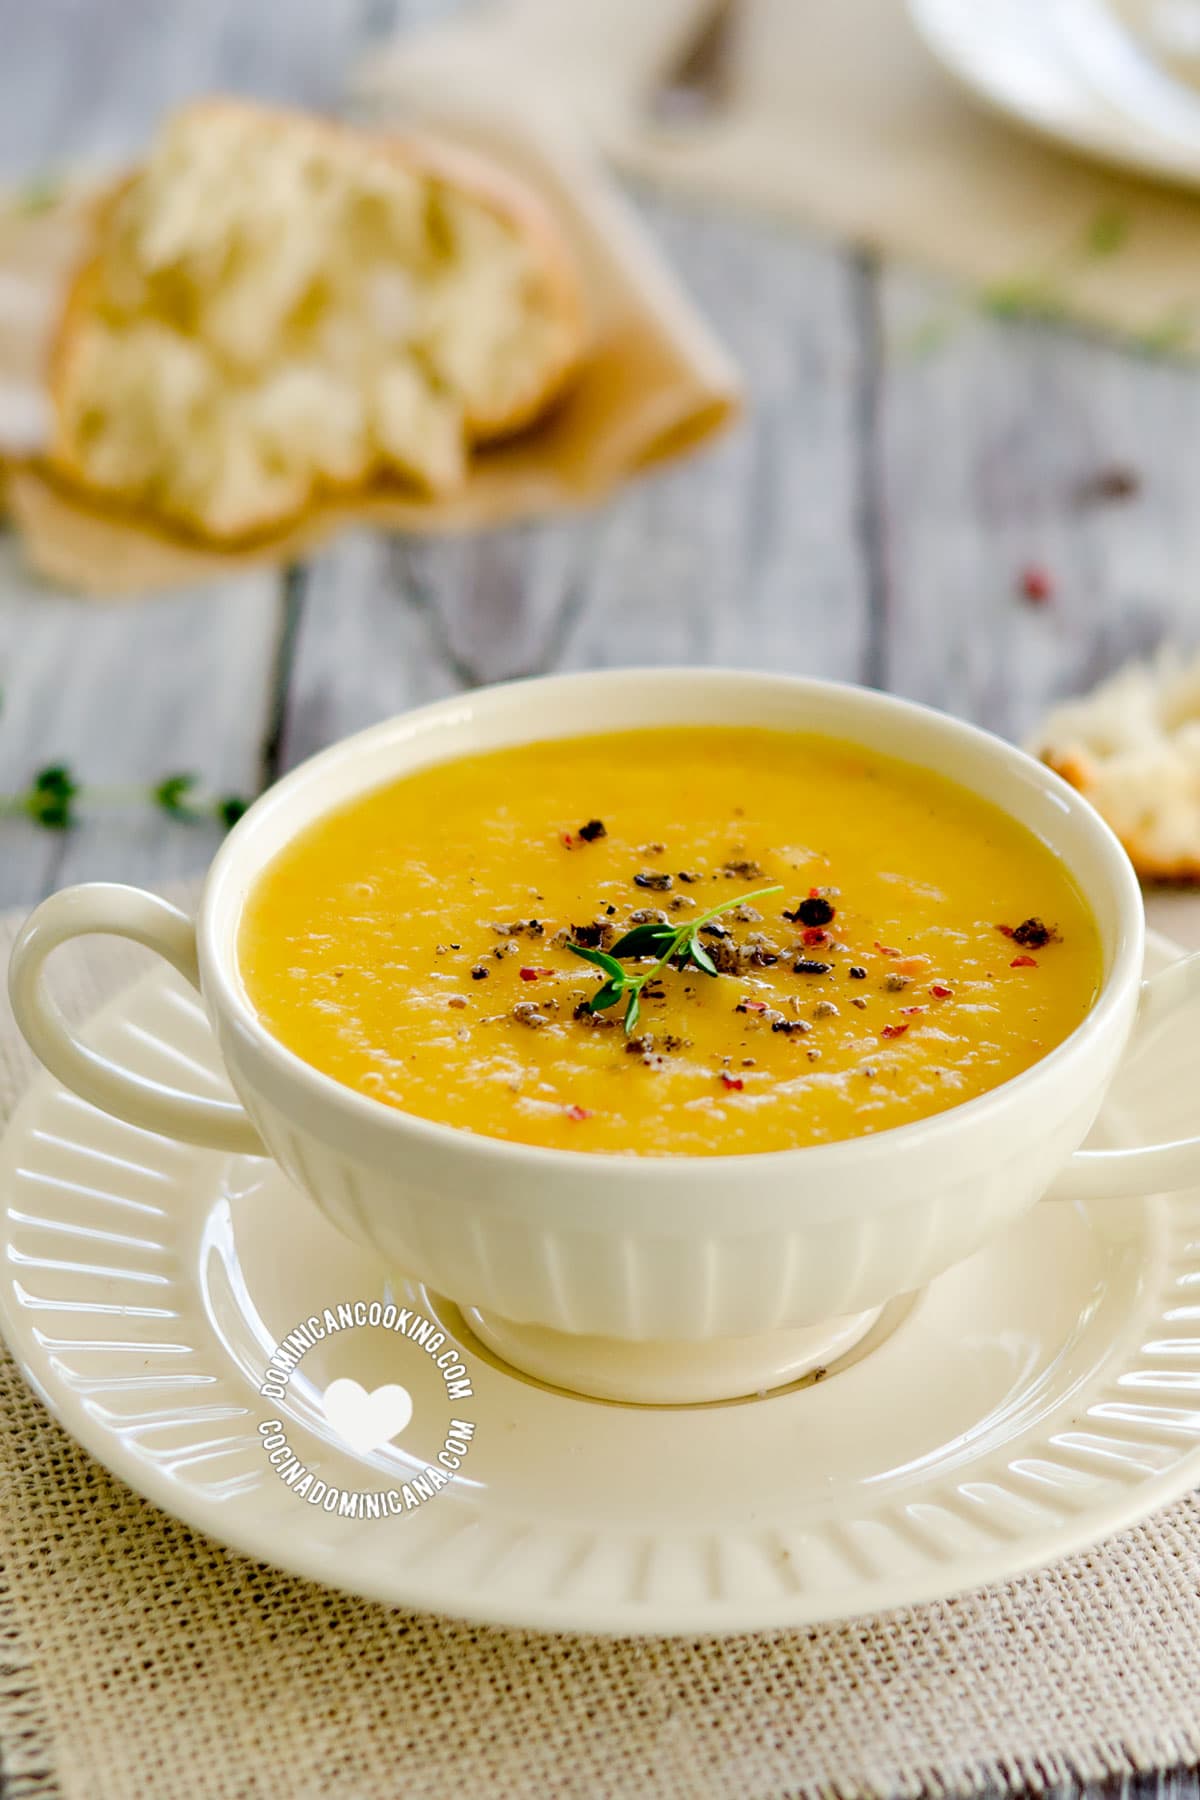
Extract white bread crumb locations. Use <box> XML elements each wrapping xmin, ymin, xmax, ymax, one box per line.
<box><xmin>47</xmin><ymin>99</ymin><xmax>586</xmax><ymax>541</ymax></box>
<box><xmin>1030</xmin><ymin>649</ymin><xmax>1200</xmax><ymax>880</ymax></box>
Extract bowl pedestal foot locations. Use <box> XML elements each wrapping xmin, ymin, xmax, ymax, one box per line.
<box><xmin>459</xmin><ymin>1303</ymin><xmax>883</xmax><ymax>1403</ymax></box>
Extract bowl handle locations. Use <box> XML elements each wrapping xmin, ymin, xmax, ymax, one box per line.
<box><xmin>1045</xmin><ymin>949</ymin><xmax>1200</xmax><ymax>1202</ymax></box>
<box><xmin>8</xmin><ymin>884</ymin><xmax>263</xmax><ymax>1154</ymax></box>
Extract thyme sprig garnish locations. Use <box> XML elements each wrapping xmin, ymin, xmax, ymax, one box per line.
<box><xmin>897</xmin><ymin>202</ymin><xmax>1200</xmax><ymax>360</ymax></box>
<box><xmin>568</xmin><ymin>884</ymin><xmax>783</xmax><ymax>1035</ymax></box>
<box><xmin>0</xmin><ymin>765</ymin><xmax>248</xmax><ymax>831</ymax></box>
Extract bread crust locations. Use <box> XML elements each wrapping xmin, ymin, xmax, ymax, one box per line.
<box><xmin>1031</xmin><ymin>652</ymin><xmax>1200</xmax><ymax>883</ymax></box>
<box><xmin>46</xmin><ymin>175</ymin><xmax>131</xmax><ymax>491</ymax></box>
<box><xmin>1040</xmin><ymin>748</ymin><xmax>1200</xmax><ymax>884</ymax></box>
<box><xmin>366</xmin><ymin>123</ymin><xmax>586</xmax><ymax>439</ymax></box>
<box><xmin>46</xmin><ymin>247</ymin><xmax>104</xmax><ymax>495</ymax></box>
<box><xmin>46</xmin><ymin>97</ymin><xmax>589</xmax><ymax>543</ymax></box>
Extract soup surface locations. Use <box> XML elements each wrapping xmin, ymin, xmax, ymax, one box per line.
<box><xmin>238</xmin><ymin>727</ymin><xmax>1102</xmax><ymax>1156</ymax></box>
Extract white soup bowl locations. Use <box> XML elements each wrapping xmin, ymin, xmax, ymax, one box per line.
<box><xmin>11</xmin><ymin>670</ymin><xmax>1200</xmax><ymax>1403</ymax></box>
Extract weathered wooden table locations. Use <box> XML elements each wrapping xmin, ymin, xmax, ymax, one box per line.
<box><xmin>6</xmin><ymin>0</ymin><xmax>1200</xmax><ymax>920</ymax></box>
<box><xmin>4</xmin><ymin>2</ymin><xmax>1200</xmax><ymax>1796</ymax></box>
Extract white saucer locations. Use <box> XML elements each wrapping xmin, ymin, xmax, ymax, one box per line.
<box><xmin>2</xmin><ymin>935</ymin><xmax>1200</xmax><ymax>1637</ymax></box>
<box><xmin>910</xmin><ymin>0</ymin><xmax>1200</xmax><ymax>190</ymax></box>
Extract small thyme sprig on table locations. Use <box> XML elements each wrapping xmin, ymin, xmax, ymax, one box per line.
<box><xmin>0</xmin><ymin>766</ymin><xmax>249</xmax><ymax>832</ymax></box>
<box><xmin>568</xmin><ymin>884</ymin><xmax>783</xmax><ymax>1035</ymax></box>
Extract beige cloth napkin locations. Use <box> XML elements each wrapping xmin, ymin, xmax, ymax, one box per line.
<box><xmin>3</xmin><ymin>885</ymin><xmax>1200</xmax><ymax>1796</ymax></box>
<box><xmin>0</xmin><ymin>105</ymin><xmax>740</xmax><ymax>598</ymax></box>
<box><xmin>357</xmin><ymin>0</ymin><xmax>1200</xmax><ymax>353</ymax></box>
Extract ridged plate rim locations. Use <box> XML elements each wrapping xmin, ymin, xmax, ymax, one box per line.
<box><xmin>0</xmin><ymin>936</ymin><xmax>1198</xmax><ymax>1635</ymax></box>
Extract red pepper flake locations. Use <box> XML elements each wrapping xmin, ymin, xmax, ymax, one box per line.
<box><xmin>561</xmin><ymin>833</ymin><xmax>574</xmax><ymax>849</ymax></box>
<box><xmin>875</xmin><ymin>941</ymin><xmax>901</xmax><ymax>957</ymax></box>
<box><xmin>901</xmin><ymin>1005</ymin><xmax>925</xmax><ymax>1015</ymax></box>
<box><xmin>881</xmin><ymin>1023</ymin><xmax>908</xmax><ymax>1040</ymax></box>
<box><xmin>720</xmin><ymin>1072</ymin><xmax>745</xmax><ymax>1091</ymax></box>
<box><xmin>930</xmin><ymin>983</ymin><xmax>953</xmax><ymax>999</ymax></box>
<box><xmin>802</xmin><ymin>926</ymin><xmax>828</xmax><ymax>946</ymax></box>
<box><xmin>737</xmin><ymin>998</ymin><xmax>768</xmax><ymax>1013</ymax></box>
<box><xmin>1010</xmin><ymin>954</ymin><xmax>1038</xmax><ymax>969</ymax></box>
<box><xmin>565</xmin><ymin>1104</ymin><xmax>594</xmax><ymax>1122</ymax></box>
<box><xmin>519</xmin><ymin>966</ymin><xmax>553</xmax><ymax>981</ymax></box>
<box><xmin>996</xmin><ymin>923</ymin><xmax>1015</xmax><ymax>938</ymax></box>
<box><xmin>1018</xmin><ymin>563</ymin><xmax>1054</xmax><ymax>604</ymax></box>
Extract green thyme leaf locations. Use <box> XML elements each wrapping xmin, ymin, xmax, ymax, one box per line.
<box><xmin>568</xmin><ymin>943</ymin><xmax>626</xmax><ymax>979</ymax></box>
<box><xmin>0</xmin><ymin>761</ymin><xmax>251</xmax><ymax>834</ymax></box>
<box><xmin>153</xmin><ymin>772</ymin><xmax>200</xmax><ymax>818</ymax></box>
<box><xmin>980</xmin><ymin>275</ymin><xmax>1065</xmax><ymax>322</ymax></box>
<box><xmin>609</xmin><ymin>921</ymin><xmax>676</xmax><ymax>958</ymax></box>
<box><xmin>687</xmin><ymin>939</ymin><xmax>719</xmax><ymax>977</ymax></box>
<box><xmin>1085</xmin><ymin>205</ymin><xmax>1129</xmax><ymax>259</ymax></box>
<box><xmin>26</xmin><ymin>764</ymin><xmax>79</xmax><ymax>829</ymax></box>
<box><xmin>16</xmin><ymin>173</ymin><xmax>62</xmax><ymax>216</ymax></box>
<box><xmin>33</xmin><ymin>764</ymin><xmax>75</xmax><ymax>795</ymax></box>
<box><xmin>567</xmin><ymin>880</ymin><xmax>783</xmax><ymax>1034</ymax></box>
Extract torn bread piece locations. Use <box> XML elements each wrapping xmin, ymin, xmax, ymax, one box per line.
<box><xmin>47</xmin><ymin>99</ymin><xmax>587</xmax><ymax>542</ymax></box>
<box><xmin>1030</xmin><ymin>650</ymin><xmax>1200</xmax><ymax>880</ymax></box>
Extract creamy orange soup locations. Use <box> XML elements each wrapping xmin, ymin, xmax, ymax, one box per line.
<box><xmin>238</xmin><ymin>728</ymin><xmax>1102</xmax><ymax>1156</ymax></box>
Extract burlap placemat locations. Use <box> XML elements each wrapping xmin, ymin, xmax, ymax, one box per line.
<box><xmin>4</xmin><ymin>887</ymin><xmax>1200</xmax><ymax>1799</ymax></box>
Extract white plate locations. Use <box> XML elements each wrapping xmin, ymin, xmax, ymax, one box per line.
<box><xmin>910</xmin><ymin>0</ymin><xmax>1200</xmax><ymax>189</ymax></box>
<box><xmin>1</xmin><ymin>937</ymin><xmax>1200</xmax><ymax>1636</ymax></box>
